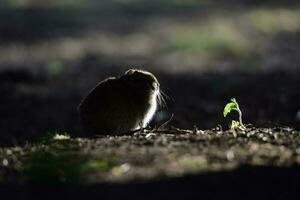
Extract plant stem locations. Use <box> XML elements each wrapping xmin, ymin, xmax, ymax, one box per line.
<box><xmin>235</xmin><ymin>105</ymin><xmax>246</xmax><ymax>129</ymax></box>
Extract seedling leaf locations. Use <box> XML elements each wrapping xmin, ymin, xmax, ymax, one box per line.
<box><xmin>231</xmin><ymin>98</ymin><xmax>238</xmax><ymax>104</ymax></box>
<box><xmin>223</xmin><ymin>102</ymin><xmax>236</xmax><ymax>117</ymax></box>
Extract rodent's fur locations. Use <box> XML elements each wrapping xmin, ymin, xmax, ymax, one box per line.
<box><xmin>78</xmin><ymin>69</ymin><xmax>161</xmax><ymax>135</ymax></box>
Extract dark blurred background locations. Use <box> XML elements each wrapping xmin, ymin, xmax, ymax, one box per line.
<box><xmin>0</xmin><ymin>0</ymin><xmax>300</xmax><ymax>144</ymax></box>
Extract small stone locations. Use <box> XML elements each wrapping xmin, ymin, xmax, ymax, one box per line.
<box><xmin>120</xmin><ymin>163</ymin><xmax>131</xmax><ymax>173</ymax></box>
<box><xmin>6</xmin><ymin>149</ymin><xmax>12</xmax><ymax>155</ymax></box>
<box><xmin>2</xmin><ymin>159</ymin><xmax>8</xmax><ymax>166</ymax></box>
<box><xmin>112</xmin><ymin>163</ymin><xmax>131</xmax><ymax>176</ymax></box>
<box><xmin>226</xmin><ymin>151</ymin><xmax>235</xmax><ymax>161</ymax></box>
<box><xmin>145</xmin><ymin>133</ymin><xmax>156</xmax><ymax>139</ymax></box>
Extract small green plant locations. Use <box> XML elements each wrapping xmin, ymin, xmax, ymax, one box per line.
<box><xmin>223</xmin><ymin>98</ymin><xmax>246</xmax><ymax>130</ymax></box>
<box><xmin>53</xmin><ymin>133</ymin><xmax>70</xmax><ymax>140</ymax></box>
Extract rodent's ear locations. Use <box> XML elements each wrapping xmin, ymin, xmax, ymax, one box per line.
<box><xmin>125</xmin><ymin>69</ymin><xmax>136</xmax><ymax>75</ymax></box>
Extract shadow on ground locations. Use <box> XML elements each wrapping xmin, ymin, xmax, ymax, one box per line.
<box><xmin>1</xmin><ymin>165</ymin><xmax>299</xmax><ymax>200</ymax></box>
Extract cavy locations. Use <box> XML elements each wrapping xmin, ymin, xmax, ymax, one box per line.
<box><xmin>78</xmin><ymin>69</ymin><xmax>164</xmax><ymax>135</ymax></box>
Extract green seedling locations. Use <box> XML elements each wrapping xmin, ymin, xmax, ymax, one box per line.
<box><xmin>53</xmin><ymin>133</ymin><xmax>70</xmax><ymax>140</ymax></box>
<box><xmin>223</xmin><ymin>98</ymin><xmax>246</xmax><ymax>130</ymax></box>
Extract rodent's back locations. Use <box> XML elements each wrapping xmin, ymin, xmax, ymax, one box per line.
<box><xmin>79</xmin><ymin>75</ymin><xmax>157</xmax><ymax>135</ymax></box>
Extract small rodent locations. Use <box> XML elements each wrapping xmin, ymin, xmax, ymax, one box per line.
<box><xmin>78</xmin><ymin>69</ymin><xmax>163</xmax><ymax>135</ymax></box>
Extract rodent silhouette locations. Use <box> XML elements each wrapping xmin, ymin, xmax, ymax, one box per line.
<box><xmin>78</xmin><ymin>69</ymin><xmax>163</xmax><ymax>135</ymax></box>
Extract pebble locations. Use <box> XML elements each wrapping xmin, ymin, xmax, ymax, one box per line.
<box><xmin>226</xmin><ymin>151</ymin><xmax>235</xmax><ymax>161</ymax></box>
<box><xmin>2</xmin><ymin>159</ymin><xmax>8</xmax><ymax>166</ymax></box>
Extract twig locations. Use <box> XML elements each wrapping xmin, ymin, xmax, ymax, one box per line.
<box><xmin>157</xmin><ymin>113</ymin><xmax>174</xmax><ymax>130</ymax></box>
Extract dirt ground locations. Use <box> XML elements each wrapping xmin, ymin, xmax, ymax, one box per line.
<box><xmin>1</xmin><ymin>127</ymin><xmax>300</xmax><ymax>199</ymax></box>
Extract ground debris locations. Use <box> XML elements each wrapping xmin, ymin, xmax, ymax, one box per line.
<box><xmin>0</xmin><ymin>127</ymin><xmax>300</xmax><ymax>184</ymax></box>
